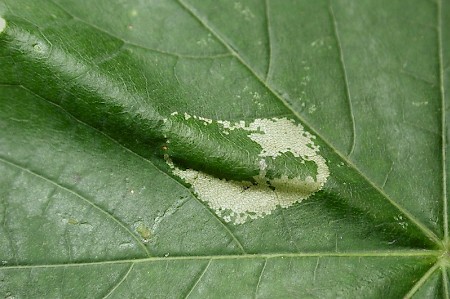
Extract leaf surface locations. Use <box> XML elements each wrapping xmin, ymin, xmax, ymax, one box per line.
<box><xmin>0</xmin><ymin>0</ymin><xmax>449</xmax><ymax>297</ymax></box>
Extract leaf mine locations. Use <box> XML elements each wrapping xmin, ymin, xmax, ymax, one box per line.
<box><xmin>165</xmin><ymin>113</ymin><xmax>330</xmax><ymax>224</ymax></box>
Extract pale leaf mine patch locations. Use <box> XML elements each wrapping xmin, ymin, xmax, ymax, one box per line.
<box><xmin>165</xmin><ymin>113</ymin><xmax>330</xmax><ymax>224</ymax></box>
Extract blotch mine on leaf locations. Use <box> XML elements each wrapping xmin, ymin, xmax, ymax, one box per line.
<box><xmin>165</xmin><ymin>113</ymin><xmax>330</xmax><ymax>225</ymax></box>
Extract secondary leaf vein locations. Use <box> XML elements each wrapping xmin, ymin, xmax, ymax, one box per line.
<box><xmin>403</xmin><ymin>262</ymin><xmax>440</xmax><ymax>298</ymax></box>
<box><xmin>264</xmin><ymin>0</ymin><xmax>272</xmax><ymax>82</ymax></box>
<box><xmin>184</xmin><ymin>259</ymin><xmax>211</xmax><ymax>299</ymax></box>
<box><xmin>48</xmin><ymin>0</ymin><xmax>231</xmax><ymax>60</ymax></box>
<box><xmin>254</xmin><ymin>258</ymin><xmax>267</xmax><ymax>299</ymax></box>
<box><xmin>328</xmin><ymin>2</ymin><xmax>357</xmax><ymax>157</ymax></box>
<box><xmin>102</xmin><ymin>263</ymin><xmax>134</xmax><ymax>299</ymax></box>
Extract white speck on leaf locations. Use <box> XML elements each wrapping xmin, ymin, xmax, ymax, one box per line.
<box><xmin>412</xmin><ymin>101</ymin><xmax>428</xmax><ymax>107</ymax></box>
<box><xmin>234</xmin><ymin>2</ymin><xmax>255</xmax><ymax>20</ymax></box>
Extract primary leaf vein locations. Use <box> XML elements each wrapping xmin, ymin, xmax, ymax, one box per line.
<box><xmin>0</xmin><ymin>250</ymin><xmax>440</xmax><ymax>271</ymax></box>
<box><xmin>437</xmin><ymin>0</ymin><xmax>448</xmax><ymax>244</ymax></box>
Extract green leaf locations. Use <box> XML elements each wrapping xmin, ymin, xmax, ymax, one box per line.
<box><xmin>0</xmin><ymin>0</ymin><xmax>449</xmax><ymax>297</ymax></box>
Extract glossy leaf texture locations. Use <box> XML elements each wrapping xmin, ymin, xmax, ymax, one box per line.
<box><xmin>0</xmin><ymin>0</ymin><xmax>449</xmax><ymax>298</ymax></box>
